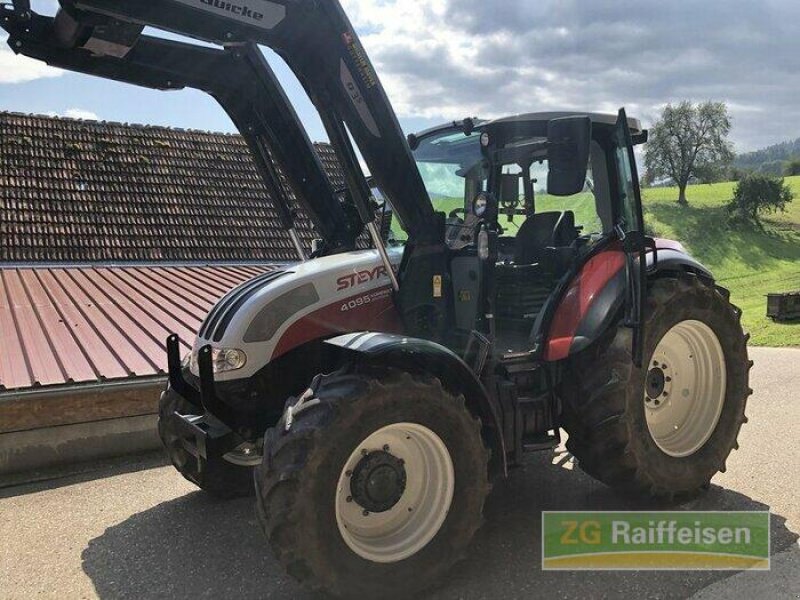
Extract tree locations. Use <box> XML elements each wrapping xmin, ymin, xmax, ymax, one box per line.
<box><xmin>645</xmin><ymin>101</ymin><xmax>734</xmax><ymax>205</ymax></box>
<box><xmin>726</xmin><ymin>166</ymin><xmax>750</xmax><ymax>182</ymax></box>
<box><xmin>727</xmin><ymin>173</ymin><xmax>793</xmax><ymax>225</ymax></box>
<box><xmin>784</xmin><ymin>157</ymin><xmax>800</xmax><ymax>176</ymax></box>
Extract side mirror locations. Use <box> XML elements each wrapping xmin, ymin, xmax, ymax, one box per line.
<box><xmin>547</xmin><ymin>116</ymin><xmax>592</xmax><ymax>196</ymax></box>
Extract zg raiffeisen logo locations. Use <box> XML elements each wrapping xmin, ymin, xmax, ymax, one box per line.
<box><xmin>542</xmin><ymin>511</ymin><xmax>770</xmax><ymax>570</ymax></box>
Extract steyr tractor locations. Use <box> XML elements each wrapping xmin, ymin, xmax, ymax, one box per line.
<box><xmin>2</xmin><ymin>0</ymin><xmax>752</xmax><ymax>597</ymax></box>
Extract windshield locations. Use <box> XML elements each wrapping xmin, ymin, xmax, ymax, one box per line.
<box><xmin>412</xmin><ymin>130</ymin><xmax>485</xmax><ymax>216</ymax></box>
<box><xmin>409</xmin><ymin>125</ymin><xmax>607</xmax><ymax>250</ymax></box>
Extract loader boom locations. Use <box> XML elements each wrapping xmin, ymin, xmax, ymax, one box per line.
<box><xmin>2</xmin><ymin>0</ymin><xmax>437</xmax><ymax>243</ymax></box>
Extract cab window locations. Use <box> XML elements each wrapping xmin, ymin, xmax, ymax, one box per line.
<box><xmin>497</xmin><ymin>138</ymin><xmax>612</xmax><ymax>239</ymax></box>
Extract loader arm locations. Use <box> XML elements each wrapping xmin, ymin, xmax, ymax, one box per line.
<box><xmin>1</xmin><ymin>0</ymin><xmax>438</xmax><ymax>243</ymax></box>
<box><xmin>1</xmin><ymin>4</ymin><xmax>365</xmax><ymax>254</ymax></box>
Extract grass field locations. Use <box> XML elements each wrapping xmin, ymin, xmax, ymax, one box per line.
<box><xmin>643</xmin><ymin>176</ymin><xmax>800</xmax><ymax>346</ymax></box>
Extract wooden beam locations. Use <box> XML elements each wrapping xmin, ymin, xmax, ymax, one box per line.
<box><xmin>0</xmin><ymin>379</ymin><xmax>166</xmax><ymax>434</ymax></box>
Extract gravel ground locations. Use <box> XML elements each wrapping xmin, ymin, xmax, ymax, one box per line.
<box><xmin>1</xmin><ymin>346</ymin><xmax>797</xmax><ymax>599</ymax></box>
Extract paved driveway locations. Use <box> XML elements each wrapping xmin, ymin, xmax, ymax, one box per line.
<box><xmin>1</xmin><ymin>347</ymin><xmax>798</xmax><ymax>599</ymax></box>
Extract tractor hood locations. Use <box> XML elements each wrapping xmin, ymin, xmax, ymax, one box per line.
<box><xmin>189</xmin><ymin>247</ymin><xmax>404</xmax><ymax>381</ymax></box>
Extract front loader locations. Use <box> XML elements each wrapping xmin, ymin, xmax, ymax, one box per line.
<box><xmin>2</xmin><ymin>1</ymin><xmax>752</xmax><ymax>597</ymax></box>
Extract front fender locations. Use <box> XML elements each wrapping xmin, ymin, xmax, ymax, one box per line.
<box><xmin>325</xmin><ymin>332</ymin><xmax>507</xmax><ymax>476</ymax></box>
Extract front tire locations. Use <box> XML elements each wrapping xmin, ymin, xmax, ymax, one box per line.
<box><xmin>561</xmin><ymin>275</ymin><xmax>752</xmax><ymax>499</ymax></box>
<box><xmin>158</xmin><ymin>386</ymin><xmax>254</xmax><ymax>499</ymax></box>
<box><xmin>254</xmin><ymin>369</ymin><xmax>490</xmax><ymax>598</ymax></box>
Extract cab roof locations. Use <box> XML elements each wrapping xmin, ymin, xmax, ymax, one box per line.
<box><xmin>412</xmin><ymin>111</ymin><xmax>646</xmax><ymax>148</ymax></box>
<box><xmin>488</xmin><ymin>111</ymin><xmax>644</xmax><ymax>136</ymax></box>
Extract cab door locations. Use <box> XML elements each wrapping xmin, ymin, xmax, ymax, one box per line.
<box><xmin>612</xmin><ymin>108</ymin><xmax>649</xmax><ymax>366</ymax></box>
<box><xmin>613</xmin><ymin>107</ymin><xmax>645</xmax><ymax>236</ymax></box>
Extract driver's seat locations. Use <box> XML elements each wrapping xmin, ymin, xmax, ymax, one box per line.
<box><xmin>514</xmin><ymin>211</ymin><xmax>576</xmax><ymax>265</ymax></box>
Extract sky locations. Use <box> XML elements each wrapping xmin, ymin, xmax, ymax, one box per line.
<box><xmin>2</xmin><ymin>0</ymin><xmax>799</xmax><ymax>153</ymax></box>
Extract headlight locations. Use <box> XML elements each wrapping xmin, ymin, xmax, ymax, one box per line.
<box><xmin>211</xmin><ymin>348</ymin><xmax>247</xmax><ymax>373</ymax></box>
<box><xmin>188</xmin><ymin>347</ymin><xmax>247</xmax><ymax>375</ymax></box>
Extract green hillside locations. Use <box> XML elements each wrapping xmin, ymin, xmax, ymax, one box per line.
<box><xmin>643</xmin><ymin>176</ymin><xmax>800</xmax><ymax>346</ymax></box>
<box><xmin>734</xmin><ymin>137</ymin><xmax>800</xmax><ymax>175</ymax></box>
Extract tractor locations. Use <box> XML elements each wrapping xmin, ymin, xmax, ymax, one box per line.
<box><xmin>2</xmin><ymin>1</ymin><xmax>751</xmax><ymax>597</ymax></box>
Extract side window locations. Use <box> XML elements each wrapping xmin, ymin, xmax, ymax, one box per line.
<box><xmin>613</xmin><ymin>110</ymin><xmax>644</xmax><ymax>234</ymax></box>
<box><xmin>615</xmin><ymin>145</ymin><xmax>642</xmax><ymax>233</ymax></box>
<box><xmin>590</xmin><ymin>140</ymin><xmax>614</xmax><ymax>234</ymax></box>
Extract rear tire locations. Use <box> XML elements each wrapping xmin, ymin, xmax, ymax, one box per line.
<box><xmin>561</xmin><ymin>274</ymin><xmax>752</xmax><ymax>499</ymax></box>
<box><xmin>254</xmin><ymin>369</ymin><xmax>490</xmax><ymax>598</ymax></box>
<box><xmin>158</xmin><ymin>386</ymin><xmax>254</xmax><ymax>499</ymax></box>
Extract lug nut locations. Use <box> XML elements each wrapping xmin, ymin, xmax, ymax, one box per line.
<box><xmin>666</xmin><ymin>376</ymin><xmax>672</xmax><ymax>382</ymax></box>
<box><xmin>345</xmin><ymin>470</ymin><xmax>353</xmax><ymax>477</ymax></box>
<box><xmin>346</xmin><ymin>496</ymin><xmax>353</xmax><ymax>503</ymax></box>
<box><xmin>383</xmin><ymin>444</ymin><xmax>390</xmax><ymax>452</ymax></box>
<box><xmin>361</xmin><ymin>449</ymin><xmax>368</xmax><ymax>457</ymax></box>
<box><xmin>662</xmin><ymin>392</ymin><xmax>669</xmax><ymax>398</ymax></box>
<box><xmin>362</xmin><ymin>510</ymin><xmax>370</xmax><ymax>517</ymax></box>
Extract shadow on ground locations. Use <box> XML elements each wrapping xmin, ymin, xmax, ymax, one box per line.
<box><xmin>81</xmin><ymin>452</ymin><xmax>797</xmax><ymax>600</ymax></box>
<box><xmin>0</xmin><ymin>451</ymin><xmax>168</xmax><ymax>498</ymax></box>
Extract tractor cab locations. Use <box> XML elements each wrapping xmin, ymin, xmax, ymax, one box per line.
<box><xmin>409</xmin><ymin>112</ymin><xmax>648</xmax><ymax>357</ymax></box>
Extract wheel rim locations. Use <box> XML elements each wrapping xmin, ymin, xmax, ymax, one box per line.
<box><xmin>644</xmin><ymin>319</ymin><xmax>727</xmax><ymax>458</ymax></box>
<box><xmin>335</xmin><ymin>423</ymin><xmax>455</xmax><ymax>563</ymax></box>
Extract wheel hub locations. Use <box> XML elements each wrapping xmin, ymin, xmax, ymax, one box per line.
<box><xmin>646</xmin><ymin>366</ymin><xmax>667</xmax><ymax>401</ymax></box>
<box><xmin>350</xmin><ymin>450</ymin><xmax>407</xmax><ymax>513</ymax></box>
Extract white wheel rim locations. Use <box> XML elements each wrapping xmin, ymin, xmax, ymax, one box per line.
<box><xmin>335</xmin><ymin>423</ymin><xmax>455</xmax><ymax>563</ymax></box>
<box><xmin>644</xmin><ymin>319</ymin><xmax>727</xmax><ymax>458</ymax></box>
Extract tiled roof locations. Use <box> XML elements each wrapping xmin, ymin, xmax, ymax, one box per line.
<box><xmin>0</xmin><ymin>264</ymin><xmax>278</xmax><ymax>392</ymax></box>
<box><xmin>0</xmin><ymin>112</ymin><xmax>345</xmax><ymax>263</ymax></box>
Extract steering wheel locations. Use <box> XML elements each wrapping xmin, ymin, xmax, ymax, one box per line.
<box><xmin>449</xmin><ymin>208</ymin><xmax>466</xmax><ymax>220</ymax></box>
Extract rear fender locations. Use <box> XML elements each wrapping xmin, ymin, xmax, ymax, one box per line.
<box><xmin>543</xmin><ymin>242</ymin><xmax>712</xmax><ymax>361</ymax></box>
<box><xmin>325</xmin><ymin>332</ymin><xmax>507</xmax><ymax>477</ymax></box>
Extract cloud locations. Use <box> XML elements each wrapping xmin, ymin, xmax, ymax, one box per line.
<box><xmin>64</xmin><ymin>108</ymin><xmax>100</xmax><ymax>120</ymax></box>
<box><xmin>0</xmin><ymin>45</ymin><xmax>63</xmax><ymax>84</ymax></box>
<box><xmin>0</xmin><ymin>1</ymin><xmax>61</xmax><ymax>83</ymax></box>
<box><xmin>43</xmin><ymin>108</ymin><xmax>100</xmax><ymax>121</ymax></box>
<box><xmin>341</xmin><ymin>0</ymin><xmax>800</xmax><ymax>151</ymax></box>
